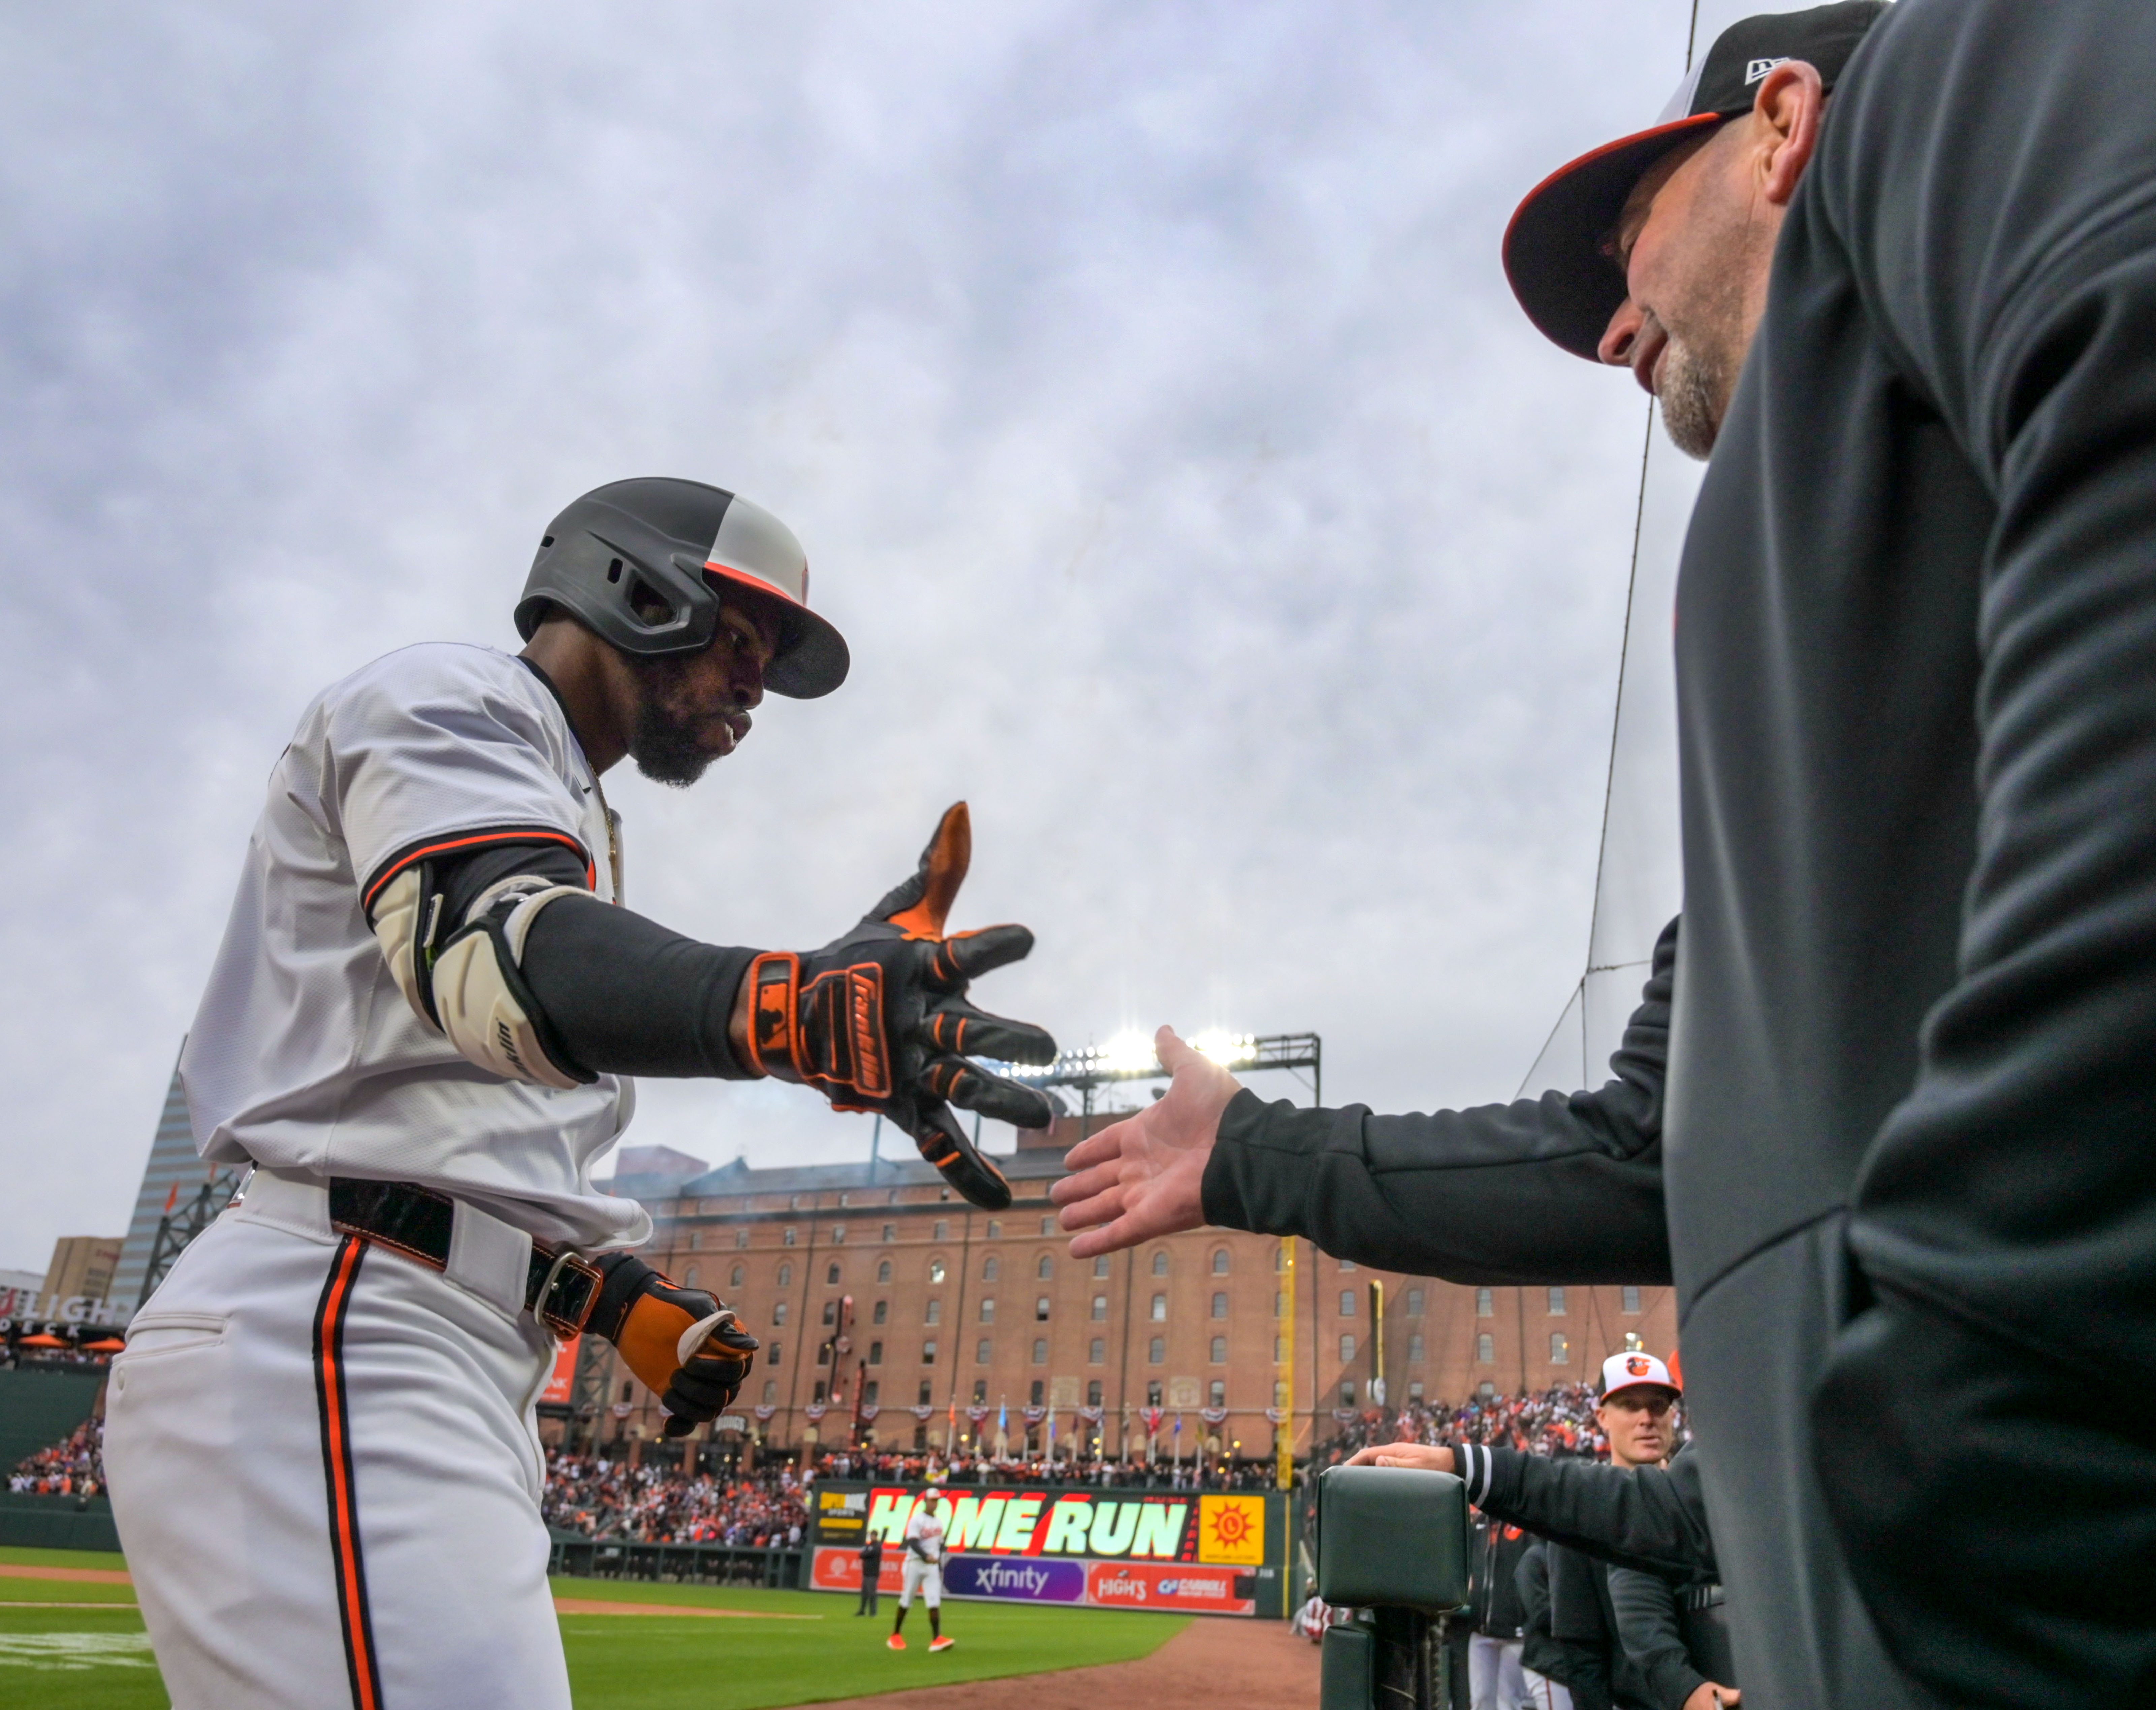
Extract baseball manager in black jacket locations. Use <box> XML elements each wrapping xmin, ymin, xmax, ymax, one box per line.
<box><xmin>1057</xmin><ymin>2</ymin><xmax>2156</xmax><ymax>1703</ymax></box>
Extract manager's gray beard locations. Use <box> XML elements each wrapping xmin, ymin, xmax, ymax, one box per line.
<box><xmin>1658</xmin><ymin>333</ymin><xmax>1735</xmax><ymax>461</ymax></box>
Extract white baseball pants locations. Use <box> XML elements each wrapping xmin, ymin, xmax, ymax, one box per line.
<box><xmin>1469</xmin><ymin>1634</ymin><xmax>1529</xmax><ymax>1710</ymax></box>
<box><xmin>1521</xmin><ymin>1668</ymin><xmax>1573</xmax><ymax>1710</ymax></box>
<box><xmin>105</xmin><ymin>1173</ymin><xmax>566</xmax><ymax>1710</ymax></box>
<box><xmin>899</xmin><ymin>1556</ymin><xmax>943</xmax><ymax>1608</ymax></box>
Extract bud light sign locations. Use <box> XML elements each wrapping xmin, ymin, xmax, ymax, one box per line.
<box><xmin>945</xmin><ymin>1555</ymin><xmax>1087</xmax><ymax>1603</ymax></box>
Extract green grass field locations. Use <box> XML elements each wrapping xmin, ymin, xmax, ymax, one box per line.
<box><xmin>0</xmin><ymin>1545</ymin><xmax>1188</xmax><ymax>1709</ymax></box>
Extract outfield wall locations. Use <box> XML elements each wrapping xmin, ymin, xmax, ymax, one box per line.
<box><xmin>807</xmin><ymin>1481</ymin><xmax>1288</xmax><ymax>1618</ymax></box>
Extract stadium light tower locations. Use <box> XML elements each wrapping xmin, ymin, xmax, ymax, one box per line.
<box><xmin>991</xmin><ymin>1030</ymin><xmax>1321</xmax><ymax>1118</ymax></box>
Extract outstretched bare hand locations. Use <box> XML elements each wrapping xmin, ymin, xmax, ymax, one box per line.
<box><xmin>1051</xmin><ymin>1026</ymin><xmax>1242</xmax><ymax>1258</ymax></box>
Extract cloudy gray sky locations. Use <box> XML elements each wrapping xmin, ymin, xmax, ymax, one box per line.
<box><xmin>0</xmin><ymin>0</ymin><xmax>1720</xmax><ymax>1270</ymax></box>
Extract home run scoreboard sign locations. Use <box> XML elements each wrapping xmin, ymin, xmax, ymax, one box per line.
<box><xmin>808</xmin><ymin>1483</ymin><xmax>1288</xmax><ymax>1617</ymax></box>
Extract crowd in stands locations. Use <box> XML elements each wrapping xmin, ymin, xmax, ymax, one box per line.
<box><xmin>1312</xmin><ymin>1381</ymin><xmax>1643</xmax><ymax>1463</ymax></box>
<box><xmin>8</xmin><ymin>1420</ymin><xmax>104</xmax><ymax>1496</ymax></box>
<box><xmin>542</xmin><ymin>1455</ymin><xmax>812</xmax><ymax>1545</ymax></box>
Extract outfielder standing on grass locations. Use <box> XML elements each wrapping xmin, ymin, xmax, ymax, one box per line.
<box><xmin>889</xmin><ymin>1494</ymin><xmax>954</xmax><ymax>1653</ymax></box>
<box><xmin>104</xmin><ymin>476</ymin><xmax>1054</xmax><ymax>1710</ymax></box>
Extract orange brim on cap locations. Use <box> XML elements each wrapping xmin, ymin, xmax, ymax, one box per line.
<box><xmin>702</xmin><ymin>559</ymin><xmax>850</xmax><ymax>700</ymax></box>
<box><xmin>1501</xmin><ymin>111</ymin><xmax>1724</xmax><ymax>361</ymax></box>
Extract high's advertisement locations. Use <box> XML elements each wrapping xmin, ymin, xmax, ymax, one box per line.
<box><xmin>807</xmin><ymin>1483</ymin><xmax>1285</xmax><ymax>1618</ymax></box>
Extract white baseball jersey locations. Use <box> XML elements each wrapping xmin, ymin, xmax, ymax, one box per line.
<box><xmin>903</xmin><ymin>1502</ymin><xmax>946</xmax><ymax>1562</ymax></box>
<box><xmin>180</xmin><ymin>643</ymin><xmax>648</xmax><ymax>1250</ymax></box>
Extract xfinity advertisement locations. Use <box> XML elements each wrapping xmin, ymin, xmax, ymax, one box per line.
<box><xmin>808</xmin><ymin>1483</ymin><xmax>1285</xmax><ymax>1617</ymax></box>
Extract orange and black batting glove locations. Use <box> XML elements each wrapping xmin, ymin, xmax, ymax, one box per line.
<box><xmin>740</xmin><ymin>802</ymin><xmax>1057</xmax><ymax>1212</ymax></box>
<box><xmin>587</xmin><ymin>1252</ymin><xmax>758</xmax><ymax>1438</ymax></box>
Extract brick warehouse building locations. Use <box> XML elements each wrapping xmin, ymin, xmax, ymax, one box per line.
<box><xmin>575</xmin><ymin>1116</ymin><xmax>1679</xmax><ymax>1461</ymax></box>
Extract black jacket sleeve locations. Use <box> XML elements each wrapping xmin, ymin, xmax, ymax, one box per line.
<box><xmin>1200</xmin><ymin>918</ymin><xmax>1677</xmax><ymax>1284</ymax></box>
<box><xmin>1606</xmin><ymin>1567</ymin><xmax>1709</xmax><ymax>1710</ymax></box>
<box><xmin>1452</xmin><ymin>1444</ymin><xmax>1717</xmax><ymax>1580</ymax></box>
<box><xmin>1792</xmin><ymin>2</ymin><xmax>2156</xmax><ymax>1699</ymax></box>
<box><xmin>1516</xmin><ymin>1542</ymin><xmax>1567</xmax><ymax>1681</ymax></box>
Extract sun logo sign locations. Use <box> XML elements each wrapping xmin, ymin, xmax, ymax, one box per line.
<box><xmin>1197</xmin><ymin>1495</ymin><xmax>1266</xmax><ymax>1566</ymax></box>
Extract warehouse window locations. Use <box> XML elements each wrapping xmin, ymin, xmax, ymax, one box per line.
<box><xmin>1031</xmin><ymin>1379</ymin><xmax>1044</xmax><ymax>1405</ymax></box>
<box><xmin>919</xmin><ymin>1380</ymin><xmax>933</xmax><ymax>1405</ymax></box>
<box><xmin>1339</xmin><ymin>1259</ymin><xmax>1356</xmax><ymax>1272</ymax></box>
<box><xmin>1150</xmin><ymin>1294</ymin><xmax>1167</xmax><ymax>1321</ymax></box>
<box><xmin>881</xmin><ymin>1223</ymin><xmax>895</xmax><ymax>1243</ymax></box>
<box><xmin>1409</xmin><ymin>1381</ymin><xmax>1425</xmax><ymax>1402</ymax></box>
<box><xmin>1151</xmin><ymin>1251</ymin><xmax>1169</xmax><ymax>1276</ymax></box>
<box><xmin>1275</xmin><ymin>1245</ymin><xmax>1287</xmax><ymax>1273</ymax></box>
<box><xmin>684</xmin><ymin>1266</ymin><xmax>699</xmax><ymax>1287</ymax></box>
<box><xmin>736</xmin><ymin>1230</ymin><xmax>750</xmax><ymax>1250</ymax></box>
<box><xmin>768</xmin><ymin>1342</ymin><xmax>782</xmax><ymax>1366</ymax></box>
<box><xmin>1476</xmin><ymin>1287</ymin><xmax>1493</xmax><ymax>1317</ymax></box>
<box><xmin>864</xmin><ymin>1380</ymin><xmax>880</xmax><ymax>1404</ymax></box>
<box><xmin>979</xmin><ymin>1298</ymin><xmax>995</xmax><ymax>1323</ymax></box>
<box><xmin>925</xmin><ymin>1300</ymin><xmax>941</xmax><ymax>1325</ymax></box>
<box><xmin>1088</xmin><ymin>1379</ymin><xmax>1104</xmax><ymax>1407</ymax></box>
<box><xmin>934</xmin><ymin>1220</ymin><xmax>949</xmax><ymax>1241</ymax></box>
<box><xmin>762</xmin><ymin>1379</ymin><xmax>777</xmax><ymax>1402</ymax></box>
<box><xmin>1037</xmin><ymin>1254</ymin><xmax>1053</xmax><ymax>1280</ymax></box>
<box><xmin>822</xmin><ymin>1300</ymin><xmax>837</xmax><ymax>1326</ymax></box>
<box><xmin>1032</xmin><ymin>1339</ymin><xmax>1047</xmax><ymax>1364</ymax></box>
<box><xmin>1147</xmin><ymin>1381</ymin><xmax>1163</xmax><ymax>1406</ymax></box>
<box><xmin>1212</xmin><ymin>1250</ymin><xmax>1230</xmax><ymax>1275</ymax></box>
<box><xmin>1148</xmin><ymin>1338</ymin><xmax>1165</xmax><ymax>1364</ymax></box>
<box><xmin>1340</xmin><ymin>1380</ymin><xmax>1357</xmax><ymax>1406</ymax></box>
<box><xmin>976</xmin><ymin>1339</ymin><xmax>990</xmax><ymax>1365</ymax></box>
<box><xmin>877</xmin><ymin>1260</ymin><xmax>892</xmax><ymax>1283</ymax></box>
<box><xmin>777</xmin><ymin>1263</ymin><xmax>792</xmax><ymax>1288</ymax></box>
<box><xmin>983</xmin><ymin>1256</ymin><xmax>999</xmax><ymax>1282</ymax></box>
<box><xmin>730</xmin><ymin>1264</ymin><xmax>744</xmax><ymax>1288</ymax></box>
<box><xmin>985</xmin><ymin>1220</ymin><xmax>1000</xmax><ymax>1239</ymax></box>
<box><xmin>813</xmin><ymin>1380</ymin><xmax>827</xmax><ymax>1402</ymax></box>
<box><xmin>1275</xmin><ymin>1336</ymin><xmax>1284</xmax><ymax>1362</ymax></box>
<box><xmin>1040</xmin><ymin>1217</ymin><xmax>1055</xmax><ymax>1235</ymax></box>
<box><xmin>831</xmin><ymin>1226</ymin><xmax>845</xmax><ymax>1244</ymax></box>
<box><xmin>1547</xmin><ymin>1287</ymin><xmax>1567</xmax><ymax>1316</ymax></box>
<box><xmin>783</xmin><ymin>1228</ymin><xmax>796</xmax><ymax>1246</ymax></box>
<box><xmin>1091</xmin><ymin>1295</ymin><xmax>1107</xmax><ymax>1321</ymax></box>
<box><xmin>1210</xmin><ymin>1337</ymin><xmax>1227</xmax><ymax>1364</ymax></box>
<box><xmin>1340</xmin><ymin>1334</ymin><xmax>1356</xmax><ymax>1363</ymax></box>
<box><xmin>929</xmin><ymin>1259</ymin><xmax>946</xmax><ymax>1284</ymax></box>
<box><xmin>1089</xmin><ymin>1338</ymin><xmax>1105</xmax><ymax>1364</ymax></box>
<box><xmin>868</xmin><ymin>1341</ymin><xmax>882</xmax><ymax>1365</ymax></box>
<box><xmin>826</xmin><ymin>1262</ymin><xmax>841</xmax><ymax>1285</ymax></box>
<box><xmin>1622</xmin><ymin>1285</ymin><xmax>1642</xmax><ymax>1314</ymax></box>
<box><xmin>1406</xmin><ymin>1288</ymin><xmax>1424</xmax><ymax>1317</ymax></box>
<box><xmin>1339</xmin><ymin>1291</ymin><xmax>1356</xmax><ymax>1317</ymax></box>
<box><xmin>773</xmin><ymin>1301</ymin><xmax>789</xmax><ymax>1326</ymax></box>
<box><xmin>1035</xmin><ymin>1297</ymin><xmax>1051</xmax><ymax>1321</ymax></box>
<box><xmin>873</xmin><ymin>1300</ymin><xmax>887</xmax><ymax>1325</ymax></box>
<box><xmin>923</xmin><ymin>1341</ymin><xmax>938</xmax><ymax>1366</ymax></box>
<box><xmin>1209</xmin><ymin>1379</ymin><xmax>1225</xmax><ymax>1407</ymax></box>
<box><xmin>1550</xmin><ymin>1333</ymin><xmax>1570</xmax><ymax>1364</ymax></box>
<box><xmin>973</xmin><ymin>1379</ymin><xmax>987</xmax><ymax>1401</ymax></box>
<box><xmin>1093</xmin><ymin>1256</ymin><xmax>1110</xmax><ymax>1278</ymax></box>
<box><xmin>1476</xmin><ymin>1334</ymin><xmax>1495</xmax><ymax>1363</ymax></box>
<box><xmin>1211</xmin><ymin>1292</ymin><xmax>1228</xmax><ymax>1319</ymax></box>
<box><xmin>1408</xmin><ymin>1333</ymin><xmax>1425</xmax><ymax>1364</ymax></box>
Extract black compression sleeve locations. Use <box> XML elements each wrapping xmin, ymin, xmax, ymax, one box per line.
<box><xmin>437</xmin><ymin>840</ymin><xmax>590</xmax><ymax>926</ymax></box>
<box><xmin>516</xmin><ymin>893</ymin><xmax>758</xmax><ymax>1080</ymax></box>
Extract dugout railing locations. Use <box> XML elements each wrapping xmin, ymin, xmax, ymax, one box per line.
<box><xmin>546</xmin><ymin>1535</ymin><xmax>804</xmax><ymax>1589</ymax></box>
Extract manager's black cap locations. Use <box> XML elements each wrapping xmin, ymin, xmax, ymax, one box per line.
<box><xmin>1503</xmin><ymin>2</ymin><xmax>1889</xmax><ymax>360</ymax></box>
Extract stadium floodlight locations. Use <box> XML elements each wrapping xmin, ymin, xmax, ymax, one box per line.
<box><xmin>1190</xmin><ymin>1029</ymin><xmax>1260</xmax><ymax>1069</ymax></box>
<box><xmin>1103</xmin><ymin>1031</ymin><xmax>1158</xmax><ymax>1075</ymax></box>
<box><xmin>986</xmin><ymin>1030</ymin><xmax>1322</xmax><ymax>1119</ymax></box>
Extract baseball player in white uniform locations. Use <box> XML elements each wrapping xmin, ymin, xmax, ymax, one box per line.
<box><xmin>103</xmin><ymin>477</ymin><xmax>1055</xmax><ymax>1710</ymax></box>
<box><xmin>890</xmin><ymin>1495</ymin><xmax>954</xmax><ymax>1652</ymax></box>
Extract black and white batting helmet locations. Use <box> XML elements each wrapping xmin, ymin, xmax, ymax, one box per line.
<box><xmin>515</xmin><ymin>477</ymin><xmax>850</xmax><ymax>699</ymax></box>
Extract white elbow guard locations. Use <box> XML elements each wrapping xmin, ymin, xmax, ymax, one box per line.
<box><xmin>370</xmin><ymin>870</ymin><xmax>593</xmax><ymax>1088</ymax></box>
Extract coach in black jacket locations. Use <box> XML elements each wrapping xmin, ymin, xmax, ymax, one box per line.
<box><xmin>1058</xmin><ymin>3</ymin><xmax>2156</xmax><ymax>1703</ymax></box>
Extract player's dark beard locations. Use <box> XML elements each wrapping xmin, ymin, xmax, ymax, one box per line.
<box><xmin>626</xmin><ymin>655</ymin><xmax>719</xmax><ymax>788</ymax></box>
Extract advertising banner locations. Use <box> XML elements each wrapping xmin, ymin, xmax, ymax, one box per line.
<box><xmin>807</xmin><ymin>1482</ymin><xmax>1288</xmax><ymax>1617</ymax></box>
<box><xmin>538</xmin><ymin>1336</ymin><xmax>579</xmax><ymax>1406</ymax></box>
<box><xmin>1084</xmin><ymin>1560</ymin><xmax>1258</xmax><ymax>1616</ymax></box>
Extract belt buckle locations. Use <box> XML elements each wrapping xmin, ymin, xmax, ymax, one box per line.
<box><xmin>534</xmin><ymin>1247</ymin><xmax>602</xmax><ymax>1340</ymax></box>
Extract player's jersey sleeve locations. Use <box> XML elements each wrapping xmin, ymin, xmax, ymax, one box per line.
<box><xmin>322</xmin><ymin>645</ymin><xmax>597</xmax><ymax>919</ymax></box>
